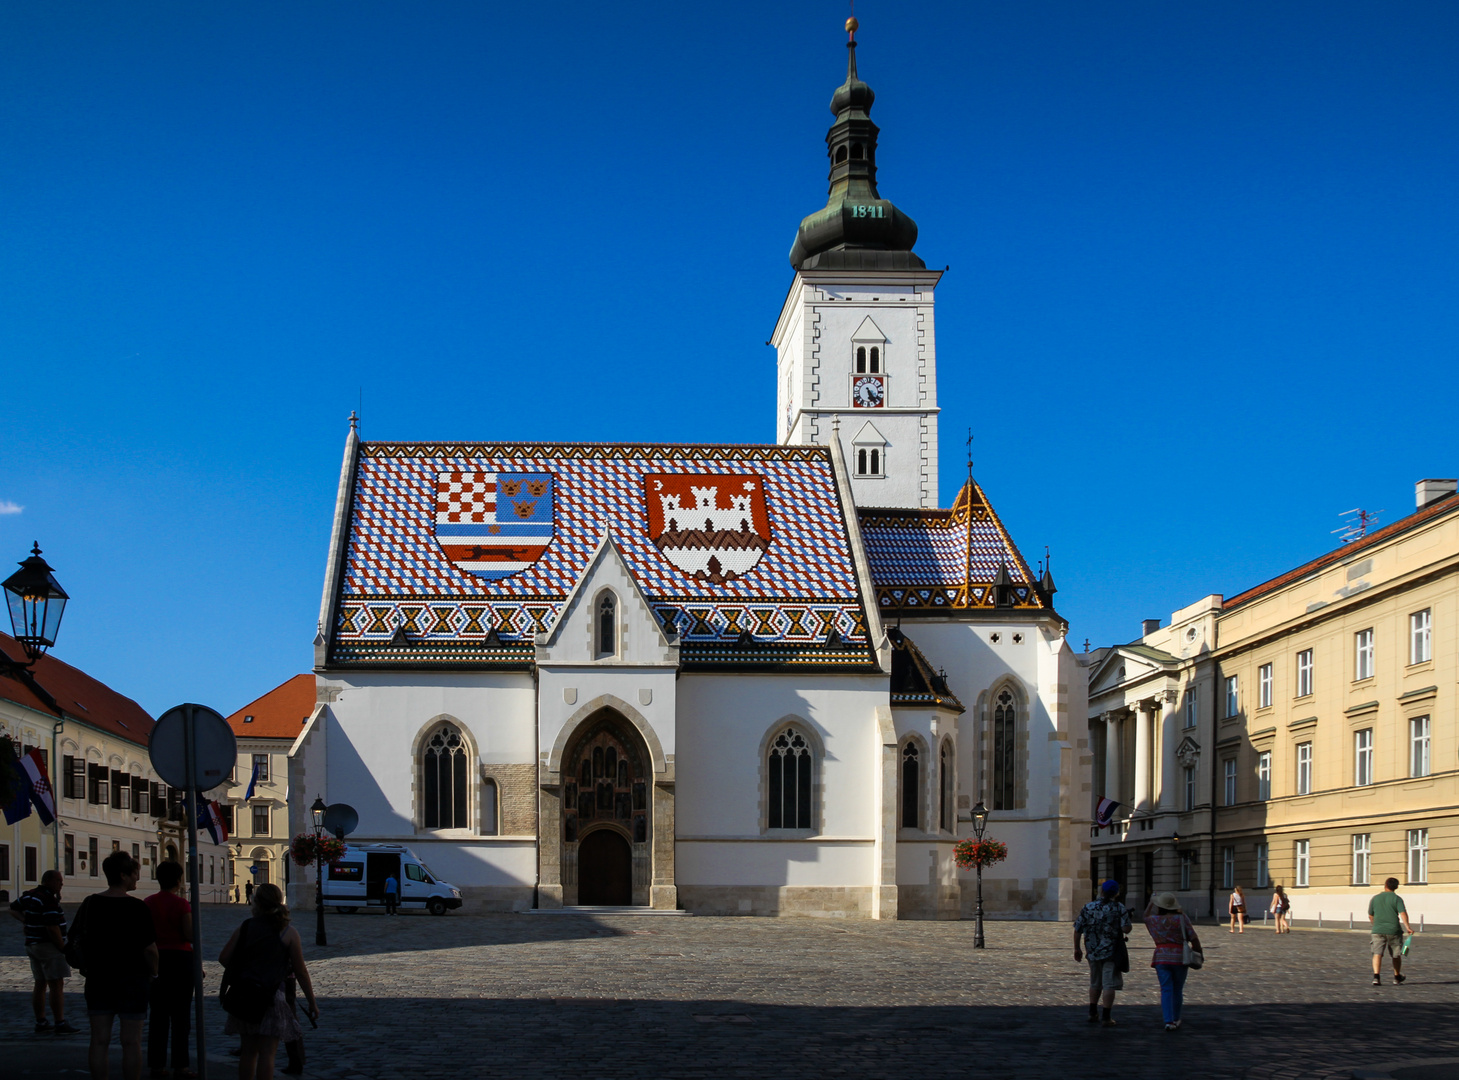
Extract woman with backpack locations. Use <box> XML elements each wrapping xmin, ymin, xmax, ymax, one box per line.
<box><xmin>218</xmin><ymin>885</ymin><xmax>319</xmax><ymax>1080</ymax></box>
<box><xmin>1270</xmin><ymin>885</ymin><xmax>1292</xmax><ymax>934</ymax></box>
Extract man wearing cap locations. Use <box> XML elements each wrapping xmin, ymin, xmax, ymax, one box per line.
<box><xmin>1074</xmin><ymin>879</ymin><xmax>1132</xmax><ymax>1027</ymax></box>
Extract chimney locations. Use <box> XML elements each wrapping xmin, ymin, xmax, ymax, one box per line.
<box><xmin>1141</xmin><ymin>618</ymin><xmax>1160</xmax><ymax>637</ymax></box>
<box><xmin>1416</xmin><ymin>479</ymin><xmax>1457</xmax><ymax>510</ymax></box>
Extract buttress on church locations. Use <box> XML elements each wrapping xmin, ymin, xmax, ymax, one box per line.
<box><xmin>288</xmin><ymin>26</ymin><xmax>1090</xmax><ymax>920</ymax></box>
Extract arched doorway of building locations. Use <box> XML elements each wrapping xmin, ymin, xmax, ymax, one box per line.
<box><xmin>578</xmin><ymin>829</ymin><xmax>632</xmax><ymax>905</ymax></box>
<box><xmin>562</xmin><ymin>711</ymin><xmax>650</xmax><ymax>906</ymax></box>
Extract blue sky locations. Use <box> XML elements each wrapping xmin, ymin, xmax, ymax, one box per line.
<box><xmin>3</xmin><ymin>1</ymin><xmax>1456</xmax><ymax>717</ymax></box>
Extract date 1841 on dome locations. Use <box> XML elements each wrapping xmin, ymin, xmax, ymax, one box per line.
<box><xmin>849</xmin><ymin>204</ymin><xmax>885</xmax><ymax>219</ymax></box>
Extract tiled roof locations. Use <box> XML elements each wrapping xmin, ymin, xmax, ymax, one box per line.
<box><xmin>330</xmin><ymin>442</ymin><xmax>874</xmax><ymax>669</ymax></box>
<box><xmin>225</xmin><ymin>674</ymin><xmax>315</xmax><ymax>740</ymax></box>
<box><xmin>0</xmin><ymin>633</ymin><xmax>154</xmax><ymax>747</ymax></box>
<box><xmin>858</xmin><ymin>479</ymin><xmax>1046</xmax><ymax>615</ymax></box>
<box><xmin>888</xmin><ymin>629</ymin><xmax>965</xmax><ymax>712</ymax></box>
<box><xmin>1223</xmin><ymin>492</ymin><xmax>1459</xmax><ymax>611</ymax></box>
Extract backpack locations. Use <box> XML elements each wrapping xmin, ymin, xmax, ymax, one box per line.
<box><xmin>219</xmin><ymin>919</ymin><xmax>288</xmax><ymax>1024</ymax></box>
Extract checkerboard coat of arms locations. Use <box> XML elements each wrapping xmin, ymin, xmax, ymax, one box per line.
<box><xmin>434</xmin><ymin>471</ymin><xmax>554</xmax><ymax>580</ymax></box>
<box><xmin>644</xmin><ymin>473</ymin><xmax>771</xmax><ymax>584</ymax></box>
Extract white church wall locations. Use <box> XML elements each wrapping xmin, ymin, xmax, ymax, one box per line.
<box><xmin>890</xmin><ymin>706</ymin><xmax>961</xmax><ymax>919</ymax></box>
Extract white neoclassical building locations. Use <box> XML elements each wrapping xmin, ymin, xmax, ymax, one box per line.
<box><xmin>289</xmin><ymin>27</ymin><xmax>1089</xmax><ymax>920</ymax></box>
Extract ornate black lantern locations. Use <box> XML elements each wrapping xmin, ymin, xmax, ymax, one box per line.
<box><xmin>971</xmin><ymin>800</ymin><xmax>989</xmax><ymax>840</ymax></box>
<box><xmin>311</xmin><ymin>796</ymin><xmax>327</xmax><ymax>831</ymax></box>
<box><xmin>3</xmin><ymin>543</ymin><xmax>69</xmax><ymax>664</ymax></box>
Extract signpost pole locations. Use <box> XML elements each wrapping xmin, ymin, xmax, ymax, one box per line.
<box><xmin>183</xmin><ymin>705</ymin><xmax>209</xmax><ymax>1080</ymax></box>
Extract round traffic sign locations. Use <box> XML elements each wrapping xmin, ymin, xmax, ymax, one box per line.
<box><xmin>149</xmin><ymin>704</ymin><xmax>237</xmax><ymax>791</ymax></box>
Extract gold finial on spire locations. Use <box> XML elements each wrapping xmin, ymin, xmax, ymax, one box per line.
<box><xmin>846</xmin><ymin>15</ymin><xmax>858</xmax><ymax>39</ymax></box>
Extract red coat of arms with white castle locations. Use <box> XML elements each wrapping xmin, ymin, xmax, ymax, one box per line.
<box><xmin>644</xmin><ymin>474</ymin><xmax>771</xmax><ymax>585</ymax></box>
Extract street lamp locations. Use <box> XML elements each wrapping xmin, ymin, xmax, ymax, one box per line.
<box><xmin>311</xmin><ymin>796</ymin><xmax>328</xmax><ymax>946</ymax></box>
<box><xmin>971</xmin><ymin>800</ymin><xmax>990</xmax><ymax>949</ymax></box>
<box><xmin>3</xmin><ymin>543</ymin><xmax>69</xmax><ymax>666</ymax></box>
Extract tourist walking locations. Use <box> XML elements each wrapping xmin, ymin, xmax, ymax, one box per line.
<box><xmin>1369</xmin><ymin>877</ymin><xmax>1414</xmax><ymax>987</ymax></box>
<box><xmin>1073</xmin><ymin>880</ymin><xmax>1132</xmax><ymax>1028</ymax></box>
<box><xmin>1270</xmin><ymin>886</ymin><xmax>1291</xmax><ymax>933</ymax></box>
<box><xmin>244</xmin><ymin>881</ymin><xmax>254</xmax><ymax>905</ymax></box>
<box><xmin>383</xmin><ymin>874</ymin><xmax>399</xmax><ymax>916</ymax></box>
<box><xmin>9</xmin><ymin>869</ymin><xmax>80</xmax><ymax>1035</ymax></box>
<box><xmin>68</xmin><ymin>851</ymin><xmax>159</xmax><ymax>1080</ymax></box>
<box><xmin>219</xmin><ymin>884</ymin><xmax>319</xmax><ymax>1080</ymax></box>
<box><xmin>143</xmin><ymin>862</ymin><xmax>195</xmax><ymax>1079</ymax></box>
<box><xmin>1143</xmin><ymin>892</ymin><xmax>1202</xmax><ymax>1031</ymax></box>
<box><xmin>1228</xmin><ymin>885</ymin><xmax>1247</xmax><ymax>933</ymax></box>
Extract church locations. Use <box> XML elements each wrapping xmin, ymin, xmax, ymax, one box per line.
<box><xmin>289</xmin><ymin>22</ymin><xmax>1090</xmax><ymax>920</ymax></box>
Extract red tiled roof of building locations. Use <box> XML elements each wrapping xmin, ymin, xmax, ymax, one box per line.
<box><xmin>225</xmin><ymin>674</ymin><xmax>316</xmax><ymax>740</ymax></box>
<box><xmin>1223</xmin><ymin>492</ymin><xmax>1459</xmax><ymax>611</ymax></box>
<box><xmin>0</xmin><ymin>632</ymin><xmax>155</xmax><ymax>747</ymax></box>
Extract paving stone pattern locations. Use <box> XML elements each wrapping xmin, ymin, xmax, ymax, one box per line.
<box><xmin>3</xmin><ymin>909</ymin><xmax>1458</xmax><ymax>1079</ymax></box>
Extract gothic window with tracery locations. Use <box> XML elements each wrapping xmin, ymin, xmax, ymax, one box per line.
<box><xmin>596</xmin><ymin>593</ymin><xmax>616</xmax><ymax>658</ymax></box>
<box><xmin>901</xmin><ymin>742</ymin><xmax>920</xmax><ymax>829</ymax></box>
<box><xmin>992</xmin><ymin>689</ymin><xmax>1019</xmax><ymax>811</ymax></box>
<box><xmin>768</xmin><ymin>727</ymin><xmax>813</xmax><ymax>830</ymax></box>
<box><xmin>422</xmin><ymin>724</ymin><xmax>469</xmax><ymax>830</ymax></box>
<box><xmin>939</xmin><ymin>740</ymin><xmax>954</xmax><ymax>832</ymax></box>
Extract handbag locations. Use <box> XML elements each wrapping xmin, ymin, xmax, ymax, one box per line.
<box><xmin>1183</xmin><ymin>939</ymin><xmax>1204</xmax><ymax>969</ymax></box>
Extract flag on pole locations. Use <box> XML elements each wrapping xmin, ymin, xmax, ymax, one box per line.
<box><xmin>1095</xmin><ymin>797</ymin><xmax>1123</xmax><ymax>827</ymax></box>
<box><xmin>245</xmin><ymin>761</ymin><xmax>260</xmax><ymax>800</ymax></box>
<box><xmin>2</xmin><ymin>756</ymin><xmax>32</xmax><ymax>825</ymax></box>
<box><xmin>20</xmin><ymin>749</ymin><xmax>56</xmax><ymax>826</ymax></box>
<box><xmin>198</xmin><ymin>799</ymin><xmax>229</xmax><ymax>845</ymax></box>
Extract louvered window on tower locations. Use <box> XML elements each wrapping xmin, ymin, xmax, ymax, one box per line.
<box><xmin>768</xmin><ymin>727</ymin><xmax>813</xmax><ymax>830</ymax></box>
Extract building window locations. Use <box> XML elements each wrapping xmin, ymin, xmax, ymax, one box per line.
<box><xmin>1295</xmin><ymin>839</ymin><xmax>1310</xmax><ymax>887</ymax></box>
<box><xmin>422</xmin><ymin>724</ymin><xmax>470</xmax><ymax>830</ymax></box>
<box><xmin>481</xmin><ymin>778</ymin><xmax>499</xmax><ymax>836</ymax></box>
<box><xmin>1354</xmin><ymin>729</ymin><xmax>1373</xmax><ymax>787</ymax></box>
<box><xmin>767</xmin><ymin>727</ymin><xmax>813</xmax><ymax>830</ymax></box>
<box><xmin>1221</xmin><ymin>846</ymin><xmax>1235</xmax><ymax>890</ymax></box>
<box><xmin>900</xmin><ymin>743</ymin><xmax>920</xmax><ymax>829</ymax></box>
<box><xmin>1224</xmin><ymin>676</ymin><xmax>1239</xmax><ymax>718</ymax></box>
<box><xmin>1255</xmin><ymin>842</ymin><xmax>1269</xmax><ymax>888</ymax></box>
<box><xmin>64</xmin><ymin>755</ymin><xmax>84</xmax><ymax>800</ymax></box>
<box><xmin>134</xmin><ymin>778</ymin><xmax>149</xmax><ymax>816</ymax></box>
<box><xmin>594</xmin><ymin>592</ymin><xmax>617</xmax><ymax>658</ymax></box>
<box><xmin>991</xmin><ymin>689</ymin><xmax>1018</xmax><ymax>811</ymax></box>
<box><xmin>1258</xmin><ymin>663</ymin><xmax>1273</xmax><ymax>708</ymax></box>
<box><xmin>1408</xmin><ymin>828</ymin><xmax>1429</xmax><ymax>884</ymax></box>
<box><xmin>1354</xmin><ymin>629</ymin><xmax>1374</xmax><ymax>680</ymax></box>
<box><xmin>64</xmin><ymin>834</ymin><xmax>75</xmax><ymax>876</ymax></box>
<box><xmin>25</xmin><ymin>845</ymin><xmax>38</xmax><ymax>882</ymax></box>
<box><xmin>1353</xmin><ymin>833</ymin><xmax>1371</xmax><ymax>886</ymax></box>
<box><xmin>1183</xmin><ymin>766</ymin><xmax>1196</xmax><ymax>811</ymax></box>
<box><xmin>1296</xmin><ymin>742</ymin><xmax>1313</xmax><ymax>795</ymax></box>
<box><xmin>1183</xmin><ymin>687</ymin><xmax>1197</xmax><ymax>728</ymax></box>
<box><xmin>855</xmin><ymin>447</ymin><xmax>883</xmax><ymax>477</ymax></box>
<box><xmin>147</xmin><ymin>844</ymin><xmax>158</xmax><ymax>878</ymax></box>
<box><xmin>1179</xmin><ymin>856</ymin><xmax>1191</xmax><ymax>892</ymax></box>
<box><xmin>1411</xmin><ymin>716</ymin><xmax>1431</xmax><ymax>778</ymax></box>
<box><xmin>939</xmin><ymin>741</ymin><xmax>954</xmax><ymax>833</ymax></box>
<box><xmin>1296</xmin><ymin>649</ymin><xmax>1313</xmax><ymax>697</ymax></box>
<box><xmin>252</xmin><ymin>754</ymin><xmax>270</xmax><ymax>783</ymax></box>
<box><xmin>87</xmin><ymin>764</ymin><xmax>107</xmax><ymax>806</ymax></box>
<box><xmin>1410</xmin><ymin>609</ymin><xmax>1431</xmax><ymax>664</ymax></box>
<box><xmin>1223</xmin><ymin>759</ymin><xmax>1237</xmax><ymax>806</ymax></box>
<box><xmin>1257</xmin><ymin>751</ymin><xmax>1272</xmax><ymax>801</ymax></box>
<box><xmin>252</xmin><ymin>805</ymin><xmax>271</xmax><ymax>837</ymax></box>
<box><xmin>869</xmin><ymin>346</ymin><xmax>880</xmax><ymax>373</ymax></box>
<box><xmin>0</xmin><ymin>844</ymin><xmax>8</xmax><ymax>881</ymax></box>
<box><xmin>88</xmin><ymin>837</ymin><xmax>98</xmax><ymax>877</ymax></box>
<box><xmin>855</xmin><ymin>345</ymin><xmax>867</xmax><ymax>373</ymax></box>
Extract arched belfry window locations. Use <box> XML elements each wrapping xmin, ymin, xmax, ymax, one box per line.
<box><xmin>768</xmin><ymin>727</ymin><xmax>813</xmax><ymax>830</ymax></box>
<box><xmin>939</xmin><ymin>740</ymin><xmax>954</xmax><ymax>832</ymax></box>
<box><xmin>869</xmin><ymin>346</ymin><xmax>880</xmax><ymax>373</ymax></box>
<box><xmin>422</xmin><ymin>723</ymin><xmax>469</xmax><ymax>829</ymax></box>
<box><xmin>901</xmin><ymin>742</ymin><xmax>920</xmax><ymax>829</ymax></box>
<box><xmin>992</xmin><ymin>689</ymin><xmax>1019</xmax><ymax>811</ymax></box>
<box><xmin>596</xmin><ymin>592</ymin><xmax>616</xmax><ymax>658</ymax></box>
<box><xmin>856</xmin><ymin>346</ymin><xmax>867</xmax><ymax>374</ymax></box>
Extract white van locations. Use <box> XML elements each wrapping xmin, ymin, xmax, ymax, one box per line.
<box><xmin>322</xmin><ymin>843</ymin><xmax>463</xmax><ymax>915</ymax></box>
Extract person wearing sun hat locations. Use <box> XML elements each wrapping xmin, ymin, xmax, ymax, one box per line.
<box><xmin>1143</xmin><ymin>891</ymin><xmax>1203</xmax><ymax>1031</ymax></box>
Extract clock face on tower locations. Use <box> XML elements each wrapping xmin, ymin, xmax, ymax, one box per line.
<box><xmin>851</xmin><ymin>375</ymin><xmax>886</xmax><ymax>408</ymax></box>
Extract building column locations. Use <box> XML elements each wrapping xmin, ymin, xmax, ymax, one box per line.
<box><xmin>1103</xmin><ymin>712</ymin><xmax>1122</xmax><ymax>812</ymax></box>
<box><xmin>1133</xmin><ymin>701</ymin><xmax>1152</xmax><ymax>813</ymax></box>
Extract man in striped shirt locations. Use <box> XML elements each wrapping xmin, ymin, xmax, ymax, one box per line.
<box><xmin>8</xmin><ymin>870</ymin><xmax>79</xmax><ymax>1034</ymax></box>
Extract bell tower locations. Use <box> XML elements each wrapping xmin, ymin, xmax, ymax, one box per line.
<box><xmin>772</xmin><ymin>17</ymin><xmax>943</xmax><ymax>509</ymax></box>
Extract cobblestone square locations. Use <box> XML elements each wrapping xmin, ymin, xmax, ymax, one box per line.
<box><xmin>4</xmin><ymin>911</ymin><xmax>1458</xmax><ymax>1080</ymax></box>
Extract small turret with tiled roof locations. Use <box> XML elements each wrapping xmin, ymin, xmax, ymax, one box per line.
<box><xmin>789</xmin><ymin>18</ymin><xmax>923</xmax><ymax>271</ymax></box>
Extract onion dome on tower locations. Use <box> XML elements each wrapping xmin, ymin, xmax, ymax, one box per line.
<box><xmin>789</xmin><ymin>18</ymin><xmax>923</xmax><ymax>271</ymax></box>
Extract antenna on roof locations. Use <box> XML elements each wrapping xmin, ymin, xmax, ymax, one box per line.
<box><xmin>1332</xmin><ymin>508</ymin><xmax>1382</xmax><ymax>544</ymax></box>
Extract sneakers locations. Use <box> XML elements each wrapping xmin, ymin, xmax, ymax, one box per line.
<box><xmin>1394</xmin><ymin>974</ymin><xmax>1406</xmax><ymax>985</ymax></box>
<box><xmin>35</xmin><ymin>1019</ymin><xmax>52</xmax><ymax>1034</ymax></box>
<box><xmin>1372</xmin><ymin>975</ymin><xmax>1382</xmax><ymax>986</ymax></box>
<box><xmin>53</xmin><ymin>1022</ymin><xmax>80</xmax><ymax>1035</ymax></box>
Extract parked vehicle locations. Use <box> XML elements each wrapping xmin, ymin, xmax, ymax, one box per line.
<box><xmin>322</xmin><ymin>843</ymin><xmax>463</xmax><ymax>915</ymax></box>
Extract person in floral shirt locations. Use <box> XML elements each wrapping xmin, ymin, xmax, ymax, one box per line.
<box><xmin>1074</xmin><ymin>880</ymin><xmax>1132</xmax><ymax>1027</ymax></box>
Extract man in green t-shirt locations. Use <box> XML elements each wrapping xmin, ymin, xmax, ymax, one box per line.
<box><xmin>1368</xmin><ymin>877</ymin><xmax>1414</xmax><ymax>986</ymax></box>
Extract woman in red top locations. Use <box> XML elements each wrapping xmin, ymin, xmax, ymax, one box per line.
<box><xmin>1143</xmin><ymin>892</ymin><xmax>1202</xmax><ymax>1032</ymax></box>
<box><xmin>143</xmin><ymin>862</ymin><xmax>195</xmax><ymax>1079</ymax></box>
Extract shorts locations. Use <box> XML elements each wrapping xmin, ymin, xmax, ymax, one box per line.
<box><xmin>1371</xmin><ymin>933</ymin><xmax>1404</xmax><ymax>957</ymax></box>
<box><xmin>26</xmin><ymin>941</ymin><xmax>72</xmax><ymax>982</ymax></box>
<box><xmin>84</xmin><ymin>977</ymin><xmax>151</xmax><ymax>1019</ymax></box>
<box><xmin>1087</xmin><ymin>957</ymin><xmax>1123</xmax><ymax>992</ymax></box>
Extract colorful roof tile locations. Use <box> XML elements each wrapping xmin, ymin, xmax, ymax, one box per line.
<box><xmin>328</xmin><ymin>442</ymin><xmax>875</xmax><ymax>669</ymax></box>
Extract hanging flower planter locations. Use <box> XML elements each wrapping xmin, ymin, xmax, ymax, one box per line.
<box><xmin>291</xmin><ymin>833</ymin><xmax>346</xmax><ymax>867</ymax></box>
<box><xmin>954</xmin><ymin>838</ymin><xmax>1008</xmax><ymax>871</ymax></box>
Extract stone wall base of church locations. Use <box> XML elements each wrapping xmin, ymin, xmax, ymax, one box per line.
<box><xmin>678</xmin><ymin>885</ymin><xmax>874</xmax><ymax>918</ymax></box>
<box><xmin>897</xmin><ymin>884</ymin><xmax>962</xmax><ymax>920</ymax></box>
<box><xmin>960</xmin><ymin>876</ymin><xmax>1062</xmax><ymax>920</ymax></box>
<box><xmin>459</xmin><ymin>886</ymin><xmax>537</xmax><ymax>913</ymax></box>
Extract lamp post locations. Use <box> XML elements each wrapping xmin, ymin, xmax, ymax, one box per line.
<box><xmin>311</xmin><ymin>796</ymin><xmax>327</xmax><ymax>946</ymax></box>
<box><xmin>971</xmin><ymin>800</ymin><xmax>990</xmax><ymax>949</ymax></box>
<box><xmin>3</xmin><ymin>543</ymin><xmax>69</xmax><ymax>668</ymax></box>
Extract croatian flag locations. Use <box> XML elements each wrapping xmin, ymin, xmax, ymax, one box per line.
<box><xmin>198</xmin><ymin>799</ymin><xmax>229</xmax><ymax>845</ymax></box>
<box><xmin>1095</xmin><ymin>797</ymin><xmax>1123</xmax><ymax>827</ymax></box>
<box><xmin>21</xmin><ymin>749</ymin><xmax>55</xmax><ymax>826</ymax></box>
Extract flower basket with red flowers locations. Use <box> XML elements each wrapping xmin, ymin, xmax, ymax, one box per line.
<box><xmin>954</xmin><ymin>838</ymin><xmax>1008</xmax><ymax>871</ymax></box>
<box><xmin>291</xmin><ymin>833</ymin><xmax>347</xmax><ymax>867</ymax></box>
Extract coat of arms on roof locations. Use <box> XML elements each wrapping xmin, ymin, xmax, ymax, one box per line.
<box><xmin>434</xmin><ymin>471</ymin><xmax>555</xmax><ymax>580</ymax></box>
<box><xmin>644</xmin><ymin>474</ymin><xmax>771</xmax><ymax>585</ymax></box>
